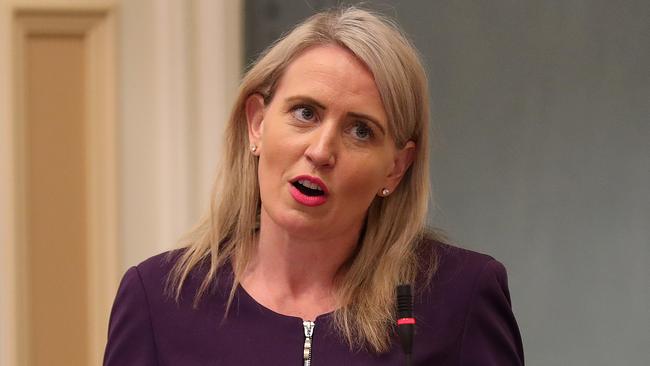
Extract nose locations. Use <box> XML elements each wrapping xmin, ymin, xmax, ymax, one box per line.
<box><xmin>304</xmin><ymin>124</ymin><xmax>337</xmax><ymax>168</ymax></box>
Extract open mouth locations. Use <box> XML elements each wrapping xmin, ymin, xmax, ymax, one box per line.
<box><xmin>292</xmin><ymin>180</ymin><xmax>326</xmax><ymax>197</ymax></box>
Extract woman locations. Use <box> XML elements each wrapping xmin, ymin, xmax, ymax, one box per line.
<box><xmin>104</xmin><ymin>7</ymin><xmax>524</xmax><ymax>366</ymax></box>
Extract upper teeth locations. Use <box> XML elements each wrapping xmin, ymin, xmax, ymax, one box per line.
<box><xmin>298</xmin><ymin>179</ymin><xmax>322</xmax><ymax>191</ymax></box>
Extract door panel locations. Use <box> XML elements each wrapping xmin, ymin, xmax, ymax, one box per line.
<box><xmin>10</xmin><ymin>8</ymin><xmax>119</xmax><ymax>366</ymax></box>
<box><xmin>25</xmin><ymin>33</ymin><xmax>89</xmax><ymax>366</ymax></box>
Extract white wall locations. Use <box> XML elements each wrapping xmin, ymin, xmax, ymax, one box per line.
<box><xmin>119</xmin><ymin>0</ymin><xmax>243</xmax><ymax>271</ymax></box>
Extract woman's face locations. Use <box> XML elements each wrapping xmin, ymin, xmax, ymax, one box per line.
<box><xmin>247</xmin><ymin>44</ymin><xmax>414</xmax><ymax>241</ymax></box>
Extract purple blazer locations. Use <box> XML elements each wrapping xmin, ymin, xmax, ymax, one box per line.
<box><xmin>104</xmin><ymin>243</ymin><xmax>524</xmax><ymax>365</ymax></box>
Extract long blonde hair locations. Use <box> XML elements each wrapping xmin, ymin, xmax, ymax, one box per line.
<box><xmin>168</xmin><ymin>6</ymin><xmax>439</xmax><ymax>353</ymax></box>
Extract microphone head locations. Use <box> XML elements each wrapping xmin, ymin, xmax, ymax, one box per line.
<box><xmin>396</xmin><ymin>284</ymin><xmax>413</xmax><ymax>319</ymax></box>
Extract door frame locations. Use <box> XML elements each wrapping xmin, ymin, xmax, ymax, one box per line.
<box><xmin>0</xmin><ymin>1</ymin><xmax>119</xmax><ymax>365</ymax></box>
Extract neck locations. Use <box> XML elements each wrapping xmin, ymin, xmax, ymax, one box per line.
<box><xmin>240</xmin><ymin>209</ymin><xmax>361</xmax><ymax>319</ymax></box>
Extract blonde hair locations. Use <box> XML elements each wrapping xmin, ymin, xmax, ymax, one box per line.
<box><xmin>168</xmin><ymin>6</ymin><xmax>439</xmax><ymax>353</ymax></box>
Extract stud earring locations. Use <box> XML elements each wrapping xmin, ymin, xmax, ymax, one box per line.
<box><xmin>250</xmin><ymin>144</ymin><xmax>257</xmax><ymax>153</ymax></box>
<box><xmin>381</xmin><ymin>188</ymin><xmax>390</xmax><ymax>196</ymax></box>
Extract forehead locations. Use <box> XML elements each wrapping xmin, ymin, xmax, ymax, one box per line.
<box><xmin>273</xmin><ymin>44</ymin><xmax>387</xmax><ymax>123</ymax></box>
<box><xmin>284</xmin><ymin>44</ymin><xmax>372</xmax><ymax>80</ymax></box>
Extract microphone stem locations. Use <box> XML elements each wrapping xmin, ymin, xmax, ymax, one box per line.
<box><xmin>405</xmin><ymin>353</ymin><xmax>412</xmax><ymax>366</ymax></box>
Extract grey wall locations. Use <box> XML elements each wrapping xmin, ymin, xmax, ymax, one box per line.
<box><xmin>245</xmin><ymin>1</ymin><xmax>650</xmax><ymax>365</ymax></box>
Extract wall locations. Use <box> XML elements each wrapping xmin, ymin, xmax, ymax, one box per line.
<box><xmin>119</xmin><ymin>0</ymin><xmax>243</xmax><ymax>270</ymax></box>
<box><xmin>245</xmin><ymin>1</ymin><xmax>650</xmax><ymax>365</ymax></box>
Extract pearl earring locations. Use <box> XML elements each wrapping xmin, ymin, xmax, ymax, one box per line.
<box><xmin>381</xmin><ymin>188</ymin><xmax>390</xmax><ymax>196</ymax></box>
<box><xmin>250</xmin><ymin>144</ymin><xmax>257</xmax><ymax>153</ymax></box>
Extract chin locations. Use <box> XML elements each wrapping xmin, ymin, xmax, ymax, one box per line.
<box><xmin>272</xmin><ymin>208</ymin><xmax>328</xmax><ymax>237</ymax></box>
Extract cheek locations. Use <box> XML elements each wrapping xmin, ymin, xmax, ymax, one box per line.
<box><xmin>257</xmin><ymin>150</ymin><xmax>285</xmax><ymax>189</ymax></box>
<box><xmin>338</xmin><ymin>158</ymin><xmax>389</xmax><ymax>200</ymax></box>
<box><xmin>261</xmin><ymin>115</ymin><xmax>299</xmax><ymax>154</ymax></box>
<box><xmin>257</xmin><ymin>124</ymin><xmax>300</xmax><ymax>186</ymax></box>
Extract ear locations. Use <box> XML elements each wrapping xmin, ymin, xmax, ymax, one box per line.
<box><xmin>245</xmin><ymin>93</ymin><xmax>266</xmax><ymax>154</ymax></box>
<box><xmin>381</xmin><ymin>141</ymin><xmax>416</xmax><ymax>195</ymax></box>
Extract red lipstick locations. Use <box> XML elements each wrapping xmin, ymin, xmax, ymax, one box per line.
<box><xmin>289</xmin><ymin>175</ymin><xmax>329</xmax><ymax>207</ymax></box>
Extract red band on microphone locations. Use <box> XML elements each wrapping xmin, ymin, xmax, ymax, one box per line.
<box><xmin>397</xmin><ymin>317</ymin><xmax>416</xmax><ymax>325</ymax></box>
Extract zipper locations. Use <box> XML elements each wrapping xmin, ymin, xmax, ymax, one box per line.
<box><xmin>302</xmin><ymin>320</ymin><xmax>315</xmax><ymax>366</ymax></box>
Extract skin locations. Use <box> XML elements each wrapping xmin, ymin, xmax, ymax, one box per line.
<box><xmin>242</xmin><ymin>44</ymin><xmax>415</xmax><ymax>320</ymax></box>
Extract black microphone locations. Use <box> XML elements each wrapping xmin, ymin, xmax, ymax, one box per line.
<box><xmin>396</xmin><ymin>284</ymin><xmax>414</xmax><ymax>366</ymax></box>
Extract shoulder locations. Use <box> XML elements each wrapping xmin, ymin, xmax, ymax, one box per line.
<box><xmin>108</xmin><ymin>250</ymin><xmax>185</xmax><ymax>321</ymax></box>
<box><xmin>417</xmin><ymin>239</ymin><xmax>514</xmax><ymax>315</ymax></box>
<box><xmin>130</xmin><ymin>249</ymin><xmax>183</xmax><ymax>287</ymax></box>
<box><xmin>437</xmin><ymin>241</ymin><xmax>507</xmax><ymax>284</ymax></box>
<box><xmin>104</xmin><ymin>251</ymin><xmax>180</xmax><ymax>365</ymax></box>
<box><xmin>417</xmin><ymin>238</ymin><xmax>507</xmax><ymax>293</ymax></box>
<box><xmin>127</xmin><ymin>248</ymin><xmax>220</xmax><ymax>306</ymax></box>
<box><xmin>134</xmin><ymin>249</ymin><xmax>185</xmax><ymax>275</ymax></box>
<box><xmin>414</xmin><ymin>239</ymin><xmax>524</xmax><ymax>365</ymax></box>
<box><xmin>105</xmin><ymin>249</ymin><xmax>228</xmax><ymax>365</ymax></box>
<box><xmin>427</xmin><ymin>240</ymin><xmax>515</xmax><ymax>321</ymax></box>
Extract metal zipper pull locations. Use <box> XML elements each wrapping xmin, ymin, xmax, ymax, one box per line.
<box><xmin>303</xmin><ymin>320</ymin><xmax>315</xmax><ymax>366</ymax></box>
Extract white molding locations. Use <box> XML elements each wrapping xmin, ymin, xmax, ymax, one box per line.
<box><xmin>140</xmin><ymin>0</ymin><xmax>244</xmax><ymax>255</ymax></box>
<box><xmin>193</xmin><ymin>0</ymin><xmax>243</xmax><ymax>207</ymax></box>
<box><xmin>83</xmin><ymin>8</ymin><xmax>119</xmax><ymax>365</ymax></box>
<box><xmin>152</xmin><ymin>0</ymin><xmax>193</xmax><ymax>253</ymax></box>
<box><xmin>0</xmin><ymin>2</ymin><xmax>17</xmax><ymax>365</ymax></box>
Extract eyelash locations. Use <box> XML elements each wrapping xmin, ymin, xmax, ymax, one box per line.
<box><xmin>349</xmin><ymin>121</ymin><xmax>374</xmax><ymax>141</ymax></box>
<box><xmin>291</xmin><ymin>105</ymin><xmax>316</xmax><ymax>122</ymax></box>
<box><xmin>289</xmin><ymin>104</ymin><xmax>375</xmax><ymax>141</ymax></box>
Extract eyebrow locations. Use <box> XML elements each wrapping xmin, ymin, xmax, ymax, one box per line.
<box><xmin>284</xmin><ymin>95</ymin><xmax>386</xmax><ymax>135</ymax></box>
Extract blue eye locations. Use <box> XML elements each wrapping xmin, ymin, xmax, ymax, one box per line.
<box><xmin>350</xmin><ymin>122</ymin><xmax>374</xmax><ymax>141</ymax></box>
<box><xmin>292</xmin><ymin>106</ymin><xmax>316</xmax><ymax>122</ymax></box>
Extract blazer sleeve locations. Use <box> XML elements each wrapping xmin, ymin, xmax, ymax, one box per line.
<box><xmin>459</xmin><ymin>259</ymin><xmax>525</xmax><ymax>366</ymax></box>
<box><xmin>104</xmin><ymin>266</ymin><xmax>159</xmax><ymax>366</ymax></box>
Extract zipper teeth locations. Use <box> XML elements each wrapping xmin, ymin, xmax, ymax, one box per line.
<box><xmin>303</xmin><ymin>320</ymin><xmax>315</xmax><ymax>366</ymax></box>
